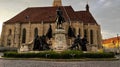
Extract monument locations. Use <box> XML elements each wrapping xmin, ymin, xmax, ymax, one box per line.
<box><xmin>19</xmin><ymin>7</ymin><xmax>89</xmax><ymax>52</ymax></box>
<box><xmin>19</xmin><ymin>45</ymin><xmax>29</xmax><ymax>52</ymax></box>
<box><xmin>52</xmin><ymin>7</ymin><xmax>68</xmax><ymax>51</ymax></box>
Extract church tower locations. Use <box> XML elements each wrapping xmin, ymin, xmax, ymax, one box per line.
<box><xmin>53</xmin><ymin>0</ymin><xmax>62</xmax><ymax>6</ymax></box>
<box><xmin>86</xmin><ymin>4</ymin><xmax>89</xmax><ymax>11</ymax></box>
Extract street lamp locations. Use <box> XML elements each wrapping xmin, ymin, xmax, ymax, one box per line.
<box><xmin>117</xmin><ymin>34</ymin><xmax>120</xmax><ymax>54</ymax></box>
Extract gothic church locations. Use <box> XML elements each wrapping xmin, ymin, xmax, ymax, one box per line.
<box><xmin>1</xmin><ymin>0</ymin><xmax>102</xmax><ymax>51</ymax></box>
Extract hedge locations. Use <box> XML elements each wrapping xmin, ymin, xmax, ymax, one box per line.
<box><xmin>3</xmin><ymin>50</ymin><xmax>115</xmax><ymax>59</ymax></box>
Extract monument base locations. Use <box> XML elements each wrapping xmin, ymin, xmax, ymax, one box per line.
<box><xmin>19</xmin><ymin>45</ymin><xmax>29</xmax><ymax>52</ymax></box>
<box><xmin>52</xmin><ymin>29</ymin><xmax>68</xmax><ymax>51</ymax></box>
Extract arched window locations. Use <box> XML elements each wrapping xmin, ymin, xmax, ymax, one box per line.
<box><xmin>84</xmin><ymin>29</ymin><xmax>87</xmax><ymax>37</ymax></box>
<box><xmin>7</xmin><ymin>29</ymin><xmax>12</xmax><ymax>46</ymax></box>
<box><xmin>73</xmin><ymin>28</ymin><xmax>76</xmax><ymax>36</ymax></box>
<box><xmin>22</xmin><ymin>28</ymin><xmax>26</xmax><ymax>43</ymax></box>
<box><xmin>8</xmin><ymin>29</ymin><xmax>12</xmax><ymax>35</ymax></box>
<box><xmin>90</xmin><ymin>30</ymin><xmax>93</xmax><ymax>44</ymax></box>
<box><xmin>78</xmin><ymin>28</ymin><xmax>81</xmax><ymax>36</ymax></box>
<box><xmin>96</xmin><ymin>30</ymin><xmax>98</xmax><ymax>44</ymax></box>
<box><xmin>34</xmin><ymin>28</ymin><xmax>38</xmax><ymax>38</ymax></box>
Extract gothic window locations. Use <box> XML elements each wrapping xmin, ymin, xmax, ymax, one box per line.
<box><xmin>78</xmin><ymin>28</ymin><xmax>81</xmax><ymax>36</ymax></box>
<box><xmin>96</xmin><ymin>30</ymin><xmax>98</xmax><ymax>44</ymax></box>
<box><xmin>8</xmin><ymin>29</ymin><xmax>12</xmax><ymax>35</ymax></box>
<box><xmin>34</xmin><ymin>28</ymin><xmax>38</xmax><ymax>38</ymax></box>
<box><xmin>22</xmin><ymin>28</ymin><xmax>26</xmax><ymax>43</ymax></box>
<box><xmin>73</xmin><ymin>28</ymin><xmax>76</xmax><ymax>36</ymax></box>
<box><xmin>7</xmin><ymin>29</ymin><xmax>12</xmax><ymax>46</ymax></box>
<box><xmin>90</xmin><ymin>30</ymin><xmax>93</xmax><ymax>44</ymax></box>
<box><xmin>84</xmin><ymin>29</ymin><xmax>87</xmax><ymax>37</ymax></box>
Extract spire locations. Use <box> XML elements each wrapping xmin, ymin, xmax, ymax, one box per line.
<box><xmin>86</xmin><ymin>4</ymin><xmax>89</xmax><ymax>11</ymax></box>
<box><xmin>53</xmin><ymin>0</ymin><xmax>62</xmax><ymax>6</ymax></box>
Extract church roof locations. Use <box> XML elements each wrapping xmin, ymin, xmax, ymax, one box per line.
<box><xmin>75</xmin><ymin>11</ymin><xmax>98</xmax><ymax>25</ymax></box>
<box><xmin>4</xmin><ymin>6</ymin><xmax>98</xmax><ymax>25</ymax></box>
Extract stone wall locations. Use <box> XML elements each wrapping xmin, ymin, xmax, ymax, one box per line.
<box><xmin>1</xmin><ymin>21</ymin><xmax>102</xmax><ymax>51</ymax></box>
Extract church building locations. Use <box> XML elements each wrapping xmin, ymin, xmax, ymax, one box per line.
<box><xmin>0</xmin><ymin>0</ymin><xmax>102</xmax><ymax>51</ymax></box>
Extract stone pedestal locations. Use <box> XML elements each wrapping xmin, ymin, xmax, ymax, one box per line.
<box><xmin>19</xmin><ymin>45</ymin><xmax>29</xmax><ymax>52</ymax></box>
<box><xmin>52</xmin><ymin>29</ymin><xmax>68</xmax><ymax>51</ymax></box>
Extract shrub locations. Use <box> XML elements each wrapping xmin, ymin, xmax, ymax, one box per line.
<box><xmin>3</xmin><ymin>51</ymin><xmax>115</xmax><ymax>59</ymax></box>
<box><xmin>39</xmin><ymin>51</ymin><xmax>60</xmax><ymax>59</ymax></box>
<box><xmin>82</xmin><ymin>52</ymin><xmax>115</xmax><ymax>58</ymax></box>
<box><xmin>60</xmin><ymin>50</ymin><xmax>83</xmax><ymax>59</ymax></box>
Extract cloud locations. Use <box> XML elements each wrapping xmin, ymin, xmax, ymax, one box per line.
<box><xmin>0</xmin><ymin>0</ymin><xmax>120</xmax><ymax>39</ymax></box>
<box><xmin>99</xmin><ymin>0</ymin><xmax>106</xmax><ymax>2</ymax></box>
<box><xmin>102</xmin><ymin>30</ymin><xmax>117</xmax><ymax>39</ymax></box>
<box><xmin>91</xmin><ymin>0</ymin><xmax>120</xmax><ymax>39</ymax></box>
<box><xmin>103</xmin><ymin>1</ymin><xmax>111</xmax><ymax>7</ymax></box>
<box><xmin>98</xmin><ymin>0</ymin><xmax>106</xmax><ymax>5</ymax></box>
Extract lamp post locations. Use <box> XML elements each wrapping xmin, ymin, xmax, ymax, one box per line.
<box><xmin>117</xmin><ymin>34</ymin><xmax>119</xmax><ymax>54</ymax></box>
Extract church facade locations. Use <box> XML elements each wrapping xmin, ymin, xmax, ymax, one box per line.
<box><xmin>0</xmin><ymin>0</ymin><xmax>102</xmax><ymax>51</ymax></box>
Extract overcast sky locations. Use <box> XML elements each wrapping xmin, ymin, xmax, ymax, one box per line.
<box><xmin>0</xmin><ymin>0</ymin><xmax>120</xmax><ymax>39</ymax></box>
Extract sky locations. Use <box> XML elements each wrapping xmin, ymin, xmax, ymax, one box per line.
<box><xmin>0</xmin><ymin>0</ymin><xmax>120</xmax><ymax>39</ymax></box>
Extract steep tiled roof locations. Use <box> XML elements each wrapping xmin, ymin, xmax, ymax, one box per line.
<box><xmin>75</xmin><ymin>11</ymin><xmax>98</xmax><ymax>25</ymax></box>
<box><xmin>4</xmin><ymin>6</ymin><xmax>98</xmax><ymax>25</ymax></box>
<box><xmin>5</xmin><ymin>6</ymin><xmax>75</xmax><ymax>24</ymax></box>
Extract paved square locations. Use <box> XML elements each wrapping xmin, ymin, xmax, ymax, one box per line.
<box><xmin>0</xmin><ymin>59</ymin><xmax>120</xmax><ymax>67</ymax></box>
<box><xmin>0</xmin><ymin>53</ymin><xmax>120</xmax><ymax>67</ymax></box>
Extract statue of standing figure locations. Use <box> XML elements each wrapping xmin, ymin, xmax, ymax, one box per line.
<box><xmin>81</xmin><ymin>36</ymin><xmax>88</xmax><ymax>51</ymax></box>
<box><xmin>56</xmin><ymin>7</ymin><xmax>65</xmax><ymax>29</ymax></box>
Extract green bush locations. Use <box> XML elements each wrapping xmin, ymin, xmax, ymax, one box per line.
<box><xmin>83</xmin><ymin>53</ymin><xmax>114</xmax><ymax>58</ymax></box>
<box><xmin>60</xmin><ymin>50</ymin><xmax>83</xmax><ymax>59</ymax></box>
<box><xmin>39</xmin><ymin>51</ymin><xmax>60</xmax><ymax>59</ymax></box>
<box><xmin>3</xmin><ymin>51</ymin><xmax>115</xmax><ymax>59</ymax></box>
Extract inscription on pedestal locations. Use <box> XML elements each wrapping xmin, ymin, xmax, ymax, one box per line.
<box><xmin>19</xmin><ymin>45</ymin><xmax>29</xmax><ymax>52</ymax></box>
<box><xmin>52</xmin><ymin>29</ymin><xmax>68</xmax><ymax>51</ymax></box>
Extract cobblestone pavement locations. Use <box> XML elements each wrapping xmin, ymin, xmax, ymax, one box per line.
<box><xmin>0</xmin><ymin>59</ymin><xmax>120</xmax><ymax>67</ymax></box>
<box><xmin>0</xmin><ymin>53</ymin><xmax>120</xmax><ymax>67</ymax></box>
